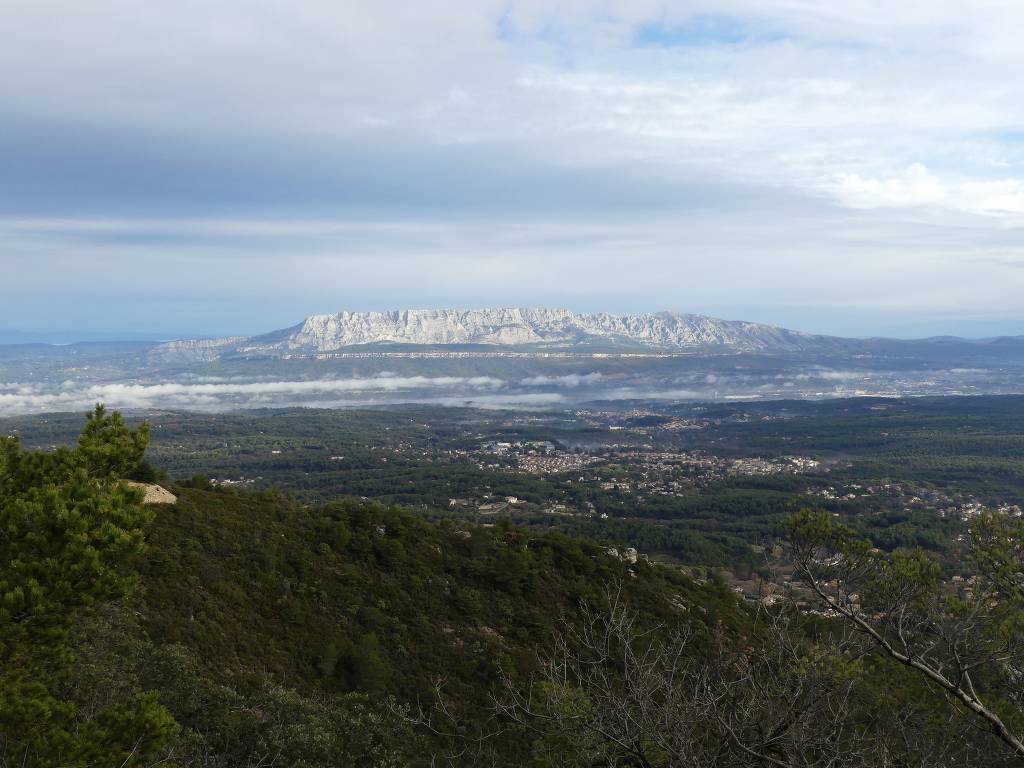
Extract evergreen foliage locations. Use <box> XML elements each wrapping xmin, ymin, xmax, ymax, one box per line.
<box><xmin>5</xmin><ymin>404</ymin><xmax>1022</xmax><ymax>765</ymax></box>
<box><xmin>0</xmin><ymin>405</ymin><xmax>174</xmax><ymax>766</ymax></box>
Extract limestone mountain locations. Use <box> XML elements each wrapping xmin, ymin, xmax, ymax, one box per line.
<box><xmin>150</xmin><ymin>308</ymin><xmax>835</xmax><ymax>361</ymax></box>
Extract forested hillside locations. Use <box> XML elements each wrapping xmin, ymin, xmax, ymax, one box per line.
<box><xmin>4</xmin><ymin>409</ymin><xmax>1024</xmax><ymax>767</ymax></box>
<box><xmin>68</xmin><ymin>484</ymin><xmax>749</xmax><ymax>766</ymax></box>
<box><xmin>141</xmin><ymin>484</ymin><xmax>740</xmax><ymax>705</ymax></box>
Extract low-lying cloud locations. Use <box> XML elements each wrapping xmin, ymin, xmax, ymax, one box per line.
<box><xmin>0</xmin><ymin>372</ymin><xmax>616</xmax><ymax>415</ymax></box>
<box><xmin>519</xmin><ymin>373</ymin><xmax>604</xmax><ymax>387</ymax></box>
<box><xmin>0</xmin><ymin>363</ymin><xmax>1012</xmax><ymax>417</ymax></box>
<box><xmin>0</xmin><ymin>375</ymin><xmax>507</xmax><ymax>415</ymax></box>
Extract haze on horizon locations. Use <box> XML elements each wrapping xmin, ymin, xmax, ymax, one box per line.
<box><xmin>4</xmin><ymin>1</ymin><xmax>1024</xmax><ymax>340</ymax></box>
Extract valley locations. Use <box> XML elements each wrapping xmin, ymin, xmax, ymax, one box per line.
<box><xmin>8</xmin><ymin>394</ymin><xmax>1022</xmax><ymax>593</ymax></box>
<box><xmin>6</xmin><ymin>388</ymin><xmax>1024</xmax><ymax>765</ymax></box>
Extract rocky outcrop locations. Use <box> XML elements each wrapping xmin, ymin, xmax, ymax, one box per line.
<box><xmin>125</xmin><ymin>481</ymin><xmax>178</xmax><ymax>505</ymax></box>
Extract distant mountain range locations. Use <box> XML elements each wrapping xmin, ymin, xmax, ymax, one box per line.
<box><xmin>1</xmin><ymin>310</ymin><xmax>1015</xmax><ymax>364</ymax></box>
<box><xmin>149</xmin><ymin>309</ymin><xmax>844</xmax><ymax>362</ymax></box>
<box><xmin>4</xmin><ymin>309</ymin><xmax>1024</xmax><ymax>415</ymax></box>
<box><xmin>143</xmin><ymin>308</ymin><xmax>1024</xmax><ymax>364</ymax></box>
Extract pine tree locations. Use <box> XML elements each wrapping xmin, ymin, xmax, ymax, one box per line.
<box><xmin>0</xmin><ymin>405</ymin><xmax>176</xmax><ymax>766</ymax></box>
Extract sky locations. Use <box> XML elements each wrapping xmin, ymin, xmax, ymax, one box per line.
<box><xmin>3</xmin><ymin>1</ymin><xmax>1024</xmax><ymax>340</ymax></box>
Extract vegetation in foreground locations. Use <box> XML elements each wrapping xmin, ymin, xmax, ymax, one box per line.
<box><xmin>2</xmin><ymin>408</ymin><xmax>1023</xmax><ymax>766</ymax></box>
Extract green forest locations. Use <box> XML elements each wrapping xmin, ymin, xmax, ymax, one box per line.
<box><xmin>3</xmin><ymin>404</ymin><xmax>1024</xmax><ymax>766</ymax></box>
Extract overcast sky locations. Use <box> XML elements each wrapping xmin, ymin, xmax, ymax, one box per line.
<box><xmin>4</xmin><ymin>1</ymin><xmax>1024</xmax><ymax>339</ymax></box>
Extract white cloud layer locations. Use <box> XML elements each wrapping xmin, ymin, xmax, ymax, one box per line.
<box><xmin>519</xmin><ymin>373</ymin><xmax>605</xmax><ymax>387</ymax></box>
<box><xmin>0</xmin><ymin>376</ymin><xmax>499</xmax><ymax>415</ymax></box>
<box><xmin>834</xmin><ymin>165</ymin><xmax>1024</xmax><ymax>216</ymax></box>
<box><xmin>0</xmin><ymin>371</ymin><xmax>613</xmax><ymax>415</ymax></box>
<box><xmin>3</xmin><ymin>1</ymin><xmax>1024</xmax><ymax>336</ymax></box>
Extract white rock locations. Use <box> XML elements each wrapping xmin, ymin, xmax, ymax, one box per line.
<box><xmin>150</xmin><ymin>308</ymin><xmax>824</xmax><ymax>362</ymax></box>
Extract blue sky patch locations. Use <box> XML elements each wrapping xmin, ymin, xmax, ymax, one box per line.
<box><xmin>634</xmin><ymin>14</ymin><xmax>785</xmax><ymax>48</ymax></box>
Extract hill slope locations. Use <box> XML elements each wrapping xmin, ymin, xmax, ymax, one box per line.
<box><xmin>139</xmin><ymin>487</ymin><xmax>739</xmax><ymax>699</ymax></box>
<box><xmin>83</xmin><ymin>486</ymin><xmax>745</xmax><ymax>765</ymax></box>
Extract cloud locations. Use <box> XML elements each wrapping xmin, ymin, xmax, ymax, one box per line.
<box><xmin>833</xmin><ymin>164</ymin><xmax>947</xmax><ymax>209</ymax></box>
<box><xmin>520</xmin><ymin>372</ymin><xmax>604</xmax><ymax>387</ymax></box>
<box><xmin>834</xmin><ymin>165</ymin><xmax>1024</xmax><ymax>216</ymax></box>
<box><xmin>0</xmin><ymin>374</ymin><xmax>590</xmax><ymax>415</ymax></box>
<box><xmin>0</xmin><ymin>375</ymin><xmax>506</xmax><ymax>415</ymax></box>
<box><xmin>5</xmin><ymin>2</ymin><xmax>1024</xmax><ymax>217</ymax></box>
<box><xmin>3</xmin><ymin>2</ymin><xmax>1024</xmax><ymax>336</ymax></box>
<box><xmin>776</xmin><ymin>369</ymin><xmax>870</xmax><ymax>382</ymax></box>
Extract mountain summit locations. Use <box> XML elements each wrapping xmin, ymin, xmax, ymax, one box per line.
<box><xmin>151</xmin><ymin>309</ymin><xmax>831</xmax><ymax>361</ymax></box>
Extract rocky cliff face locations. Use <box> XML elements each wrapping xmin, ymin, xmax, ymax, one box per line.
<box><xmin>149</xmin><ymin>309</ymin><xmax>829</xmax><ymax>362</ymax></box>
<box><xmin>148</xmin><ymin>336</ymin><xmax>247</xmax><ymax>364</ymax></box>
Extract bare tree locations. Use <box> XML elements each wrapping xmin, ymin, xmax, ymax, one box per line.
<box><xmin>494</xmin><ymin>584</ymin><xmax>928</xmax><ymax>768</ymax></box>
<box><xmin>788</xmin><ymin>509</ymin><xmax>1024</xmax><ymax>762</ymax></box>
<box><xmin>410</xmin><ymin>516</ymin><xmax>1024</xmax><ymax>768</ymax></box>
<box><xmin>400</xmin><ymin>686</ymin><xmax>498</xmax><ymax>767</ymax></box>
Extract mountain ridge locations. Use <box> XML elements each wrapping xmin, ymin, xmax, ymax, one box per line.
<box><xmin>150</xmin><ymin>308</ymin><xmax>836</xmax><ymax>361</ymax></box>
<box><xmin>145</xmin><ymin>308</ymin><xmax>1024</xmax><ymax>365</ymax></box>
